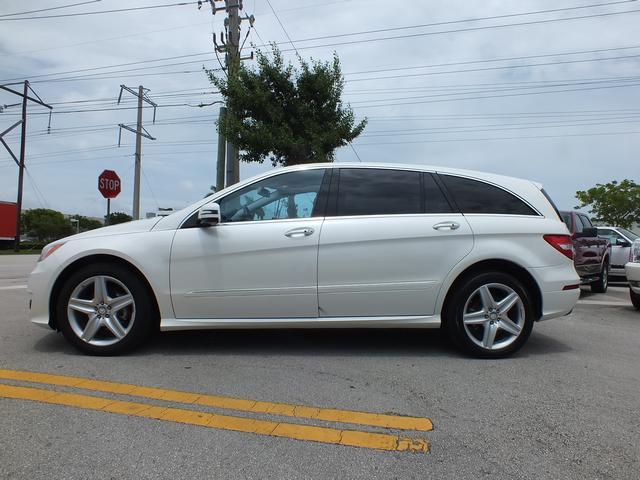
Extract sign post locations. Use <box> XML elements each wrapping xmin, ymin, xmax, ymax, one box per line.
<box><xmin>98</xmin><ymin>170</ymin><xmax>121</xmax><ymax>225</ymax></box>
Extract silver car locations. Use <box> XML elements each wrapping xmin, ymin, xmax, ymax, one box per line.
<box><xmin>596</xmin><ymin>226</ymin><xmax>640</xmax><ymax>277</ymax></box>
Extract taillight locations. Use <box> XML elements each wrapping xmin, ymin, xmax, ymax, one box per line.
<box><xmin>544</xmin><ymin>234</ymin><xmax>574</xmax><ymax>260</ymax></box>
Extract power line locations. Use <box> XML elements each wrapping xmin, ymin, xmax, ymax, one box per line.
<box><xmin>353</xmin><ymin>130</ymin><xmax>640</xmax><ymax>146</ymax></box>
<box><xmin>292</xmin><ymin>0</ymin><xmax>638</xmax><ymax>44</ymax></box>
<box><xmin>346</xmin><ymin>53</ymin><xmax>640</xmax><ymax>85</ymax></box>
<box><xmin>344</xmin><ymin>44</ymin><xmax>640</xmax><ymax>77</ymax></box>
<box><xmin>0</xmin><ymin>1</ymin><xmax>199</xmax><ymax>21</ymax></box>
<box><xmin>269</xmin><ymin>7</ymin><xmax>640</xmax><ymax>54</ymax></box>
<box><xmin>355</xmin><ymin>81</ymin><xmax>640</xmax><ymax>108</ymax></box>
<box><xmin>265</xmin><ymin>0</ymin><xmax>299</xmax><ymax>54</ymax></box>
<box><xmin>0</xmin><ymin>0</ymin><xmax>103</xmax><ymax>18</ymax></box>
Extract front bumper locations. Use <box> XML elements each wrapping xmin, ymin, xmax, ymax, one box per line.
<box><xmin>28</xmin><ymin>256</ymin><xmax>61</xmax><ymax>329</ymax></box>
<box><xmin>625</xmin><ymin>262</ymin><xmax>640</xmax><ymax>294</ymax></box>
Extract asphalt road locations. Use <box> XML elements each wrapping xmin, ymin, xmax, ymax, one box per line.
<box><xmin>1</xmin><ymin>255</ymin><xmax>638</xmax><ymax>480</ymax></box>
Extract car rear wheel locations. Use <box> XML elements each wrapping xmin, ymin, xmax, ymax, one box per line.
<box><xmin>445</xmin><ymin>272</ymin><xmax>534</xmax><ymax>358</ymax></box>
<box><xmin>631</xmin><ymin>289</ymin><xmax>640</xmax><ymax>310</ymax></box>
<box><xmin>56</xmin><ymin>263</ymin><xmax>154</xmax><ymax>355</ymax></box>
<box><xmin>590</xmin><ymin>261</ymin><xmax>608</xmax><ymax>293</ymax></box>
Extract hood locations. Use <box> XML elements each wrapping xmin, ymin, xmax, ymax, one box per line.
<box><xmin>61</xmin><ymin>217</ymin><xmax>162</xmax><ymax>242</ymax></box>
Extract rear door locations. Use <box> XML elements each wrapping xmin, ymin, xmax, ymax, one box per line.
<box><xmin>317</xmin><ymin>168</ymin><xmax>473</xmax><ymax>317</ymax></box>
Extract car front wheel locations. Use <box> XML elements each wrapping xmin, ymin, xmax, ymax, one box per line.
<box><xmin>56</xmin><ymin>263</ymin><xmax>154</xmax><ymax>355</ymax></box>
<box><xmin>445</xmin><ymin>272</ymin><xmax>534</xmax><ymax>358</ymax></box>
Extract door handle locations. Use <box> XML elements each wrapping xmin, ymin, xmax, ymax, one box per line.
<box><xmin>285</xmin><ymin>227</ymin><xmax>315</xmax><ymax>238</ymax></box>
<box><xmin>433</xmin><ymin>221</ymin><xmax>460</xmax><ymax>231</ymax></box>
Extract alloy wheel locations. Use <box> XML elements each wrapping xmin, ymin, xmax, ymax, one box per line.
<box><xmin>462</xmin><ymin>283</ymin><xmax>526</xmax><ymax>350</ymax></box>
<box><xmin>67</xmin><ymin>275</ymin><xmax>136</xmax><ymax>346</ymax></box>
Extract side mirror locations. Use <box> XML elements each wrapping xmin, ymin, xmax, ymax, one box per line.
<box><xmin>616</xmin><ymin>238</ymin><xmax>631</xmax><ymax>248</ymax></box>
<box><xmin>197</xmin><ymin>203</ymin><xmax>221</xmax><ymax>227</ymax></box>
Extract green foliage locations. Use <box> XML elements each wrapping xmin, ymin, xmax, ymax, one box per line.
<box><xmin>207</xmin><ymin>45</ymin><xmax>367</xmax><ymax>166</ymax></box>
<box><xmin>575</xmin><ymin>179</ymin><xmax>640</xmax><ymax>229</ymax></box>
<box><xmin>105</xmin><ymin>212</ymin><xmax>132</xmax><ymax>225</ymax></box>
<box><xmin>22</xmin><ymin>208</ymin><xmax>72</xmax><ymax>242</ymax></box>
<box><xmin>70</xmin><ymin>214</ymin><xmax>103</xmax><ymax>232</ymax></box>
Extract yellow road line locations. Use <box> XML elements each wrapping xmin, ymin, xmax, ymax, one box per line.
<box><xmin>0</xmin><ymin>384</ymin><xmax>428</xmax><ymax>453</ymax></box>
<box><xmin>0</xmin><ymin>369</ymin><xmax>432</xmax><ymax>431</ymax></box>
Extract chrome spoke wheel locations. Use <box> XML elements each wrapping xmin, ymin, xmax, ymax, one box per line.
<box><xmin>462</xmin><ymin>282</ymin><xmax>525</xmax><ymax>351</ymax></box>
<box><xmin>67</xmin><ymin>275</ymin><xmax>136</xmax><ymax>347</ymax></box>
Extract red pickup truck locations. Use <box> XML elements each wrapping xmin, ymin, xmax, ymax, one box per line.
<box><xmin>560</xmin><ymin>211</ymin><xmax>611</xmax><ymax>293</ymax></box>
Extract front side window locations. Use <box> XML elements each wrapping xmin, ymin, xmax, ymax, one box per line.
<box><xmin>218</xmin><ymin>169</ymin><xmax>325</xmax><ymax>222</ymax></box>
<box><xmin>598</xmin><ymin>228</ymin><xmax>622</xmax><ymax>243</ymax></box>
<box><xmin>336</xmin><ymin>168</ymin><xmax>422</xmax><ymax>216</ymax></box>
<box><xmin>440</xmin><ymin>175</ymin><xmax>538</xmax><ymax>216</ymax></box>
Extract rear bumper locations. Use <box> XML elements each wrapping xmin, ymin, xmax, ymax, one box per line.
<box><xmin>528</xmin><ymin>264</ymin><xmax>580</xmax><ymax>321</ymax></box>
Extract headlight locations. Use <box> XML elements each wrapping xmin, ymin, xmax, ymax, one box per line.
<box><xmin>632</xmin><ymin>239</ymin><xmax>640</xmax><ymax>263</ymax></box>
<box><xmin>38</xmin><ymin>242</ymin><xmax>65</xmax><ymax>262</ymax></box>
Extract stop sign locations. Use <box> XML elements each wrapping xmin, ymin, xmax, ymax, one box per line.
<box><xmin>98</xmin><ymin>170</ymin><xmax>121</xmax><ymax>199</ymax></box>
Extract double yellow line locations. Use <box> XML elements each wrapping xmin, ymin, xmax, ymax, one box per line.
<box><xmin>0</xmin><ymin>369</ymin><xmax>432</xmax><ymax>453</ymax></box>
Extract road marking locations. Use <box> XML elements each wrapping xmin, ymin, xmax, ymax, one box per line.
<box><xmin>0</xmin><ymin>384</ymin><xmax>428</xmax><ymax>453</ymax></box>
<box><xmin>0</xmin><ymin>369</ymin><xmax>433</xmax><ymax>431</ymax></box>
<box><xmin>0</xmin><ymin>285</ymin><xmax>27</xmax><ymax>291</ymax></box>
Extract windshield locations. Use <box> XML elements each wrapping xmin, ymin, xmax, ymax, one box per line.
<box><xmin>618</xmin><ymin>228</ymin><xmax>639</xmax><ymax>241</ymax></box>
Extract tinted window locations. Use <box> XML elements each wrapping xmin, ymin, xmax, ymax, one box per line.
<box><xmin>337</xmin><ymin>168</ymin><xmax>421</xmax><ymax>216</ymax></box>
<box><xmin>424</xmin><ymin>173</ymin><xmax>453</xmax><ymax>213</ymax></box>
<box><xmin>440</xmin><ymin>175</ymin><xmax>537</xmax><ymax>215</ymax></box>
<box><xmin>218</xmin><ymin>169</ymin><xmax>325</xmax><ymax>222</ymax></box>
<box><xmin>579</xmin><ymin>214</ymin><xmax>593</xmax><ymax>228</ymax></box>
<box><xmin>561</xmin><ymin>212</ymin><xmax>573</xmax><ymax>230</ymax></box>
<box><xmin>574</xmin><ymin>214</ymin><xmax>584</xmax><ymax>233</ymax></box>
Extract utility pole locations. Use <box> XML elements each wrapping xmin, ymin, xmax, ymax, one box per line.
<box><xmin>225</xmin><ymin>0</ymin><xmax>241</xmax><ymax>186</ymax></box>
<box><xmin>134</xmin><ymin>86</ymin><xmax>144</xmax><ymax>220</ymax></box>
<box><xmin>199</xmin><ymin>0</ymin><xmax>254</xmax><ymax>188</ymax></box>
<box><xmin>0</xmin><ymin>80</ymin><xmax>52</xmax><ymax>251</ymax></box>
<box><xmin>216</xmin><ymin>106</ymin><xmax>227</xmax><ymax>191</ymax></box>
<box><xmin>117</xmin><ymin>85</ymin><xmax>156</xmax><ymax>220</ymax></box>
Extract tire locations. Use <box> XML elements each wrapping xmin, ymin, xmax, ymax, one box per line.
<box><xmin>631</xmin><ymin>289</ymin><xmax>640</xmax><ymax>310</ymax></box>
<box><xmin>590</xmin><ymin>261</ymin><xmax>609</xmax><ymax>293</ymax></box>
<box><xmin>56</xmin><ymin>262</ymin><xmax>154</xmax><ymax>355</ymax></box>
<box><xmin>444</xmin><ymin>272</ymin><xmax>535</xmax><ymax>358</ymax></box>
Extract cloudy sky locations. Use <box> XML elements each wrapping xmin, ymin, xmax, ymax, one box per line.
<box><xmin>1</xmin><ymin>0</ymin><xmax>639</xmax><ymax>219</ymax></box>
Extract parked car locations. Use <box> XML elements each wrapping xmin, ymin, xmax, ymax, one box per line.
<box><xmin>596</xmin><ymin>226</ymin><xmax>639</xmax><ymax>278</ymax></box>
<box><xmin>560</xmin><ymin>211</ymin><xmax>611</xmax><ymax>293</ymax></box>
<box><xmin>29</xmin><ymin>163</ymin><xmax>580</xmax><ymax>358</ymax></box>
<box><xmin>625</xmin><ymin>239</ymin><xmax>640</xmax><ymax>310</ymax></box>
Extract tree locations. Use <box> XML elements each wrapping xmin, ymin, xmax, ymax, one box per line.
<box><xmin>105</xmin><ymin>212</ymin><xmax>132</xmax><ymax>225</ymax></box>
<box><xmin>207</xmin><ymin>45</ymin><xmax>367</xmax><ymax>166</ymax></box>
<box><xmin>22</xmin><ymin>208</ymin><xmax>72</xmax><ymax>242</ymax></box>
<box><xmin>575</xmin><ymin>179</ymin><xmax>640</xmax><ymax>229</ymax></box>
<box><xmin>70</xmin><ymin>214</ymin><xmax>102</xmax><ymax>232</ymax></box>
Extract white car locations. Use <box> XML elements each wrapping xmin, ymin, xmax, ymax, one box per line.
<box><xmin>625</xmin><ymin>239</ymin><xmax>640</xmax><ymax>310</ymax></box>
<box><xmin>29</xmin><ymin>163</ymin><xmax>580</xmax><ymax>358</ymax></box>
<box><xmin>596</xmin><ymin>226</ymin><xmax>639</xmax><ymax>277</ymax></box>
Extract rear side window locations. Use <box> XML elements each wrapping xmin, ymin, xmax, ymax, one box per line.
<box><xmin>440</xmin><ymin>175</ymin><xmax>538</xmax><ymax>215</ymax></box>
<box><xmin>337</xmin><ymin>168</ymin><xmax>421</xmax><ymax>216</ymax></box>
<box><xmin>579</xmin><ymin>214</ymin><xmax>593</xmax><ymax>228</ymax></box>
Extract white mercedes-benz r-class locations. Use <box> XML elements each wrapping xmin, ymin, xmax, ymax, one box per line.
<box><xmin>29</xmin><ymin>163</ymin><xmax>580</xmax><ymax>357</ymax></box>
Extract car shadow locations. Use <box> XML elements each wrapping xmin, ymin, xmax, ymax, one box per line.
<box><xmin>33</xmin><ymin>326</ymin><xmax>573</xmax><ymax>359</ymax></box>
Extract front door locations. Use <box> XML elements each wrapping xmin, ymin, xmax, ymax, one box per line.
<box><xmin>170</xmin><ymin>168</ymin><xmax>327</xmax><ymax>319</ymax></box>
